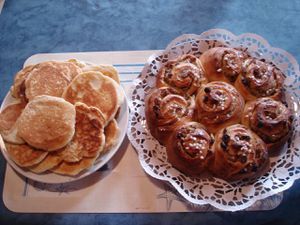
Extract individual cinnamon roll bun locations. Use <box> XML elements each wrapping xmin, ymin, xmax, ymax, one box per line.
<box><xmin>156</xmin><ymin>54</ymin><xmax>207</xmax><ymax>95</ymax></box>
<box><xmin>145</xmin><ymin>87</ymin><xmax>195</xmax><ymax>145</ymax></box>
<box><xmin>234</xmin><ymin>58</ymin><xmax>285</xmax><ymax>101</ymax></box>
<box><xmin>211</xmin><ymin>124</ymin><xmax>270</xmax><ymax>181</ymax></box>
<box><xmin>166</xmin><ymin>122</ymin><xmax>214</xmax><ymax>176</ymax></box>
<box><xmin>195</xmin><ymin>81</ymin><xmax>244</xmax><ymax>134</ymax></box>
<box><xmin>200</xmin><ymin>47</ymin><xmax>249</xmax><ymax>83</ymax></box>
<box><xmin>242</xmin><ymin>97</ymin><xmax>293</xmax><ymax>152</ymax></box>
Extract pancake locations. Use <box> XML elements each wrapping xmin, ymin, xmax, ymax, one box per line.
<box><xmin>60</xmin><ymin>102</ymin><xmax>106</xmax><ymax>162</ymax></box>
<box><xmin>24</xmin><ymin>61</ymin><xmax>81</xmax><ymax>101</ymax></box>
<box><xmin>17</xmin><ymin>95</ymin><xmax>76</xmax><ymax>151</ymax></box>
<box><xmin>29</xmin><ymin>151</ymin><xmax>63</xmax><ymax>173</ymax></box>
<box><xmin>114</xmin><ymin>107</ymin><xmax>121</xmax><ymax>120</ymax></box>
<box><xmin>25</xmin><ymin>62</ymin><xmax>69</xmax><ymax>101</ymax></box>
<box><xmin>51</xmin><ymin>155</ymin><xmax>97</xmax><ymax>176</ymax></box>
<box><xmin>83</xmin><ymin>64</ymin><xmax>120</xmax><ymax>84</ymax></box>
<box><xmin>0</xmin><ymin>102</ymin><xmax>26</xmax><ymax>144</ymax></box>
<box><xmin>68</xmin><ymin>59</ymin><xmax>120</xmax><ymax>84</ymax></box>
<box><xmin>2</xmin><ymin>125</ymin><xmax>25</xmax><ymax>144</ymax></box>
<box><xmin>57</xmin><ymin>61</ymin><xmax>82</xmax><ymax>80</ymax></box>
<box><xmin>103</xmin><ymin>119</ymin><xmax>120</xmax><ymax>153</ymax></box>
<box><xmin>68</xmin><ymin>59</ymin><xmax>86</xmax><ymax>68</ymax></box>
<box><xmin>11</xmin><ymin>65</ymin><xmax>35</xmax><ymax>100</ymax></box>
<box><xmin>62</xmin><ymin>71</ymin><xmax>124</xmax><ymax>123</ymax></box>
<box><xmin>5</xmin><ymin>142</ymin><xmax>48</xmax><ymax>167</ymax></box>
<box><xmin>0</xmin><ymin>102</ymin><xmax>26</xmax><ymax>133</ymax></box>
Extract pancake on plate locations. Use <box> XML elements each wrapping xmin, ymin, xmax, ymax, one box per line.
<box><xmin>1</xmin><ymin>59</ymin><xmax>125</xmax><ymax>178</ymax></box>
<box><xmin>62</xmin><ymin>71</ymin><xmax>124</xmax><ymax>123</ymax></box>
<box><xmin>11</xmin><ymin>65</ymin><xmax>35</xmax><ymax>101</ymax></box>
<box><xmin>82</xmin><ymin>64</ymin><xmax>120</xmax><ymax>84</ymax></box>
<box><xmin>51</xmin><ymin>155</ymin><xmax>98</xmax><ymax>176</ymax></box>
<box><xmin>5</xmin><ymin>142</ymin><xmax>48</xmax><ymax>167</ymax></box>
<box><xmin>103</xmin><ymin>119</ymin><xmax>120</xmax><ymax>153</ymax></box>
<box><xmin>24</xmin><ymin>61</ymin><xmax>82</xmax><ymax>101</ymax></box>
<box><xmin>0</xmin><ymin>101</ymin><xmax>26</xmax><ymax>144</ymax></box>
<box><xmin>68</xmin><ymin>59</ymin><xmax>120</xmax><ymax>84</ymax></box>
<box><xmin>17</xmin><ymin>95</ymin><xmax>76</xmax><ymax>151</ymax></box>
<box><xmin>56</xmin><ymin>61</ymin><xmax>83</xmax><ymax>80</ymax></box>
<box><xmin>11</xmin><ymin>61</ymin><xmax>82</xmax><ymax>102</ymax></box>
<box><xmin>60</xmin><ymin>102</ymin><xmax>106</xmax><ymax>163</ymax></box>
<box><xmin>28</xmin><ymin>150</ymin><xmax>63</xmax><ymax>173</ymax></box>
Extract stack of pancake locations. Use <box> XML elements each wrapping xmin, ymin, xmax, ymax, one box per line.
<box><xmin>0</xmin><ymin>59</ymin><xmax>124</xmax><ymax>176</ymax></box>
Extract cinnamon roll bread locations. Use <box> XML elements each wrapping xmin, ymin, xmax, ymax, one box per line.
<box><xmin>195</xmin><ymin>81</ymin><xmax>244</xmax><ymax>134</ymax></box>
<box><xmin>166</xmin><ymin>122</ymin><xmax>214</xmax><ymax>176</ymax></box>
<box><xmin>211</xmin><ymin>124</ymin><xmax>270</xmax><ymax>181</ymax></box>
<box><xmin>199</xmin><ymin>47</ymin><xmax>249</xmax><ymax>83</ymax></box>
<box><xmin>156</xmin><ymin>54</ymin><xmax>207</xmax><ymax>95</ymax></box>
<box><xmin>143</xmin><ymin>46</ymin><xmax>292</xmax><ymax>182</ymax></box>
<box><xmin>242</xmin><ymin>97</ymin><xmax>293</xmax><ymax>152</ymax></box>
<box><xmin>145</xmin><ymin>87</ymin><xmax>195</xmax><ymax>145</ymax></box>
<box><xmin>234</xmin><ymin>58</ymin><xmax>284</xmax><ymax>101</ymax></box>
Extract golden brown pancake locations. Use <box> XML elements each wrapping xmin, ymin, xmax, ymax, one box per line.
<box><xmin>67</xmin><ymin>59</ymin><xmax>86</xmax><ymax>68</ymax></box>
<box><xmin>62</xmin><ymin>71</ymin><xmax>124</xmax><ymax>123</ymax></box>
<box><xmin>17</xmin><ymin>95</ymin><xmax>76</xmax><ymax>151</ymax></box>
<box><xmin>11</xmin><ymin>65</ymin><xmax>35</xmax><ymax>100</ymax></box>
<box><xmin>29</xmin><ymin>151</ymin><xmax>63</xmax><ymax>173</ymax></box>
<box><xmin>5</xmin><ymin>142</ymin><xmax>48</xmax><ymax>167</ymax></box>
<box><xmin>0</xmin><ymin>102</ymin><xmax>26</xmax><ymax>133</ymax></box>
<box><xmin>2</xmin><ymin>125</ymin><xmax>24</xmax><ymax>144</ymax></box>
<box><xmin>68</xmin><ymin>59</ymin><xmax>120</xmax><ymax>84</ymax></box>
<box><xmin>12</xmin><ymin>61</ymin><xmax>81</xmax><ymax>102</ymax></box>
<box><xmin>83</xmin><ymin>64</ymin><xmax>120</xmax><ymax>84</ymax></box>
<box><xmin>25</xmin><ymin>62</ymin><xmax>69</xmax><ymax>101</ymax></box>
<box><xmin>0</xmin><ymin>102</ymin><xmax>26</xmax><ymax>144</ymax></box>
<box><xmin>51</xmin><ymin>155</ymin><xmax>97</xmax><ymax>176</ymax></box>
<box><xmin>60</xmin><ymin>102</ymin><xmax>106</xmax><ymax>162</ymax></box>
<box><xmin>57</xmin><ymin>61</ymin><xmax>83</xmax><ymax>80</ymax></box>
<box><xmin>103</xmin><ymin>119</ymin><xmax>120</xmax><ymax>153</ymax></box>
<box><xmin>10</xmin><ymin>65</ymin><xmax>35</xmax><ymax>102</ymax></box>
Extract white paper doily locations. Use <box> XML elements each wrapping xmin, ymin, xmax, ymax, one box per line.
<box><xmin>127</xmin><ymin>29</ymin><xmax>300</xmax><ymax>211</ymax></box>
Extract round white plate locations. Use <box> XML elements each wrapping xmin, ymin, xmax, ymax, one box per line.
<box><xmin>0</xmin><ymin>85</ymin><xmax>129</xmax><ymax>184</ymax></box>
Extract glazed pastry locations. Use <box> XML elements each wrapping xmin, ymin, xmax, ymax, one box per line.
<box><xmin>195</xmin><ymin>81</ymin><xmax>244</xmax><ymax>134</ymax></box>
<box><xmin>145</xmin><ymin>87</ymin><xmax>195</xmax><ymax>145</ymax></box>
<box><xmin>242</xmin><ymin>97</ymin><xmax>293</xmax><ymax>152</ymax></box>
<box><xmin>199</xmin><ymin>47</ymin><xmax>249</xmax><ymax>83</ymax></box>
<box><xmin>234</xmin><ymin>58</ymin><xmax>285</xmax><ymax>101</ymax></box>
<box><xmin>166</xmin><ymin>122</ymin><xmax>214</xmax><ymax>176</ymax></box>
<box><xmin>211</xmin><ymin>124</ymin><xmax>270</xmax><ymax>181</ymax></box>
<box><xmin>156</xmin><ymin>54</ymin><xmax>207</xmax><ymax>95</ymax></box>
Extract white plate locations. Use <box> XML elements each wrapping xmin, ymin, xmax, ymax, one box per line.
<box><xmin>0</xmin><ymin>64</ymin><xmax>129</xmax><ymax>184</ymax></box>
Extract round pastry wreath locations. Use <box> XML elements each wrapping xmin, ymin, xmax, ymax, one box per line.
<box><xmin>145</xmin><ymin>47</ymin><xmax>292</xmax><ymax>182</ymax></box>
<box><xmin>127</xmin><ymin>29</ymin><xmax>300</xmax><ymax>211</ymax></box>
